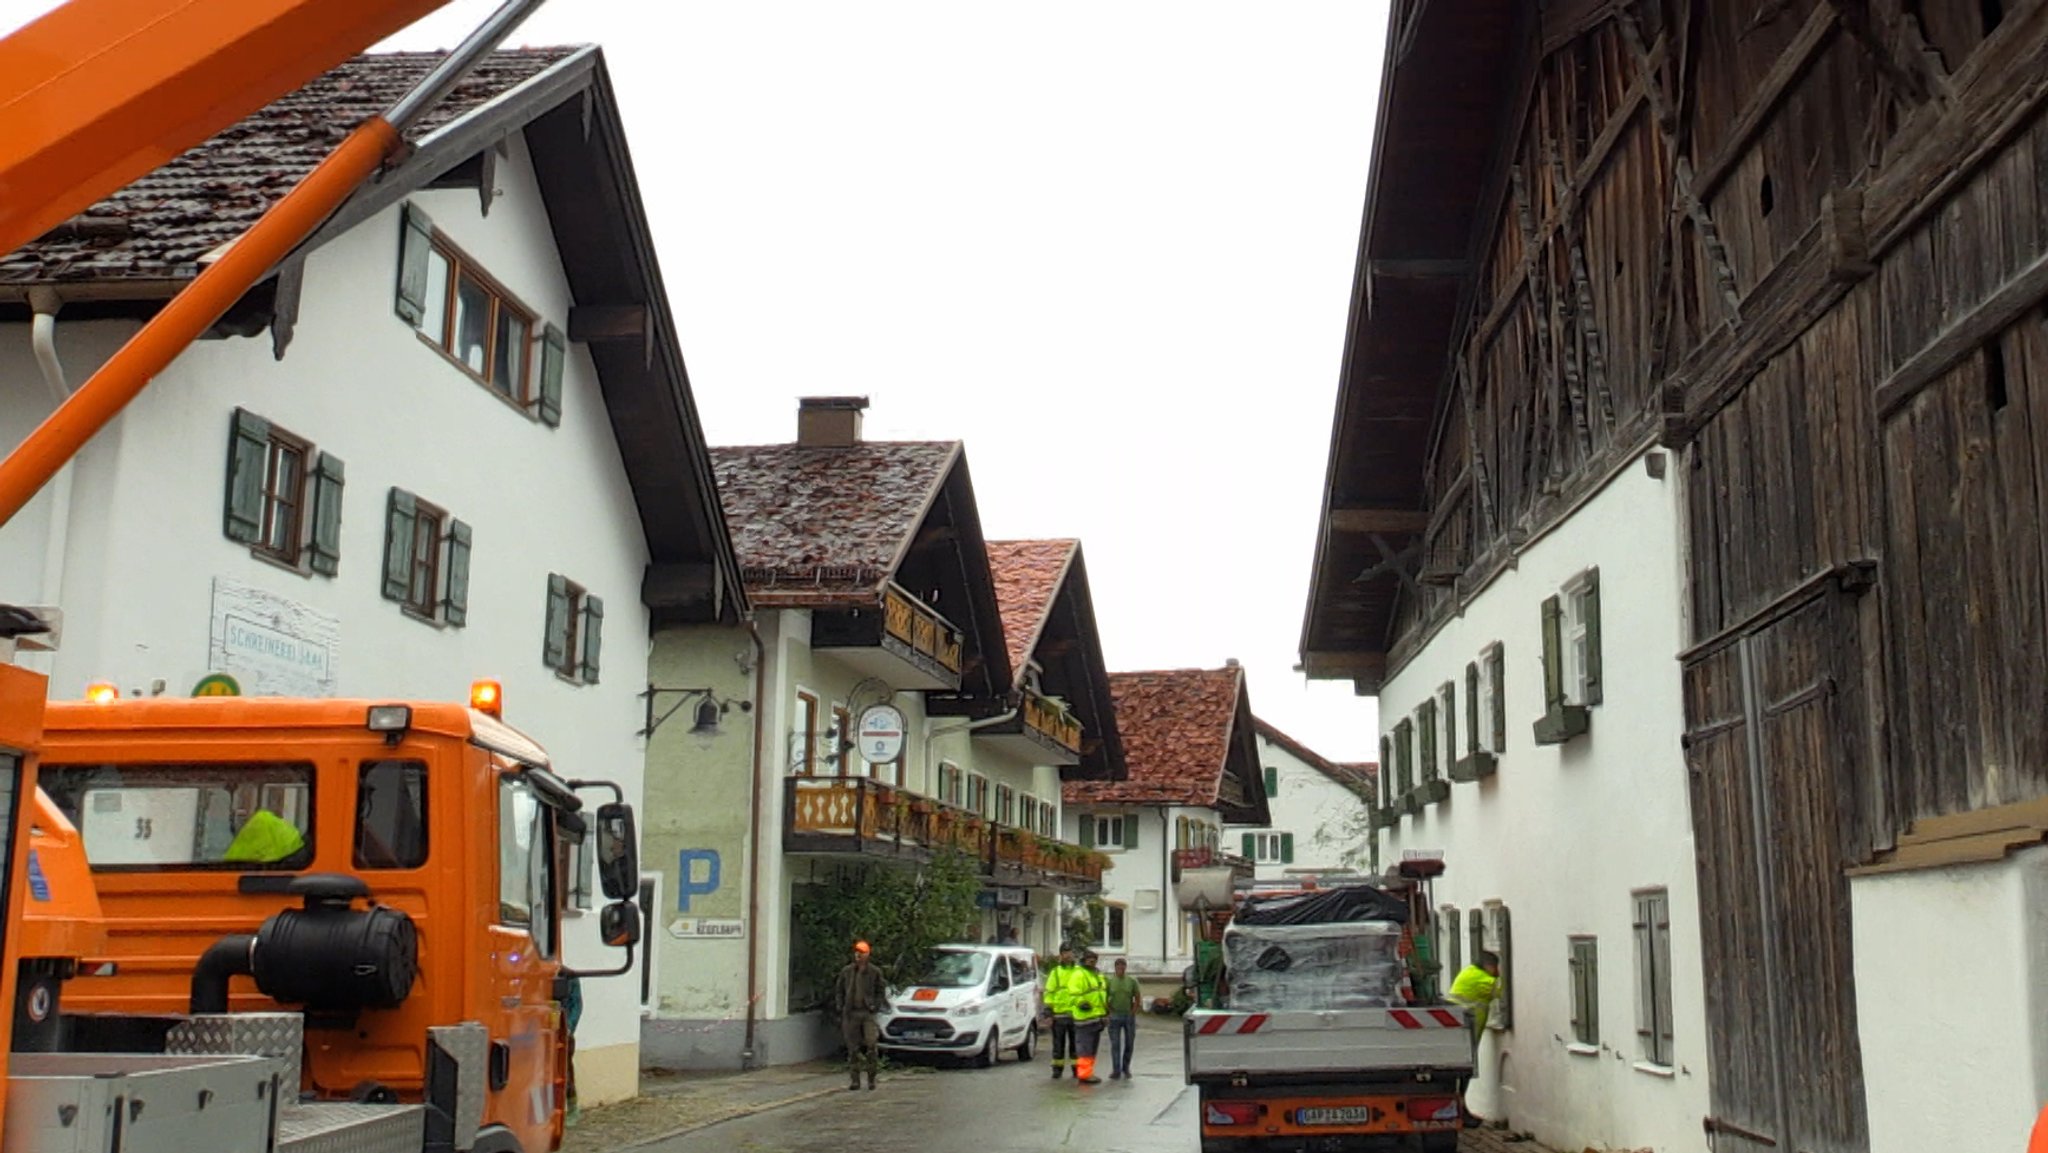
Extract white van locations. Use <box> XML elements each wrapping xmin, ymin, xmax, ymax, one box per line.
<box><xmin>877</xmin><ymin>944</ymin><xmax>1042</xmax><ymax>1067</ymax></box>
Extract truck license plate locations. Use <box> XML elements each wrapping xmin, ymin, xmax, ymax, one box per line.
<box><xmin>1297</xmin><ymin>1106</ymin><xmax>1375</xmax><ymax>1126</ymax></box>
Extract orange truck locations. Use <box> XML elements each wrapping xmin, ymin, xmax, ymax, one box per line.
<box><xmin>1182</xmin><ymin>867</ymin><xmax>1470</xmax><ymax>1153</ymax></box>
<box><xmin>0</xmin><ymin>2</ymin><xmax>658</xmax><ymax>1151</ymax></box>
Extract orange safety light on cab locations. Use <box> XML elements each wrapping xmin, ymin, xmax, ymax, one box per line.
<box><xmin>471</xmin><ymin>679</ymin><xmax>503</xmax><ymax>717</ymax></box>
<box><xmin>84</xmin><ymin>681</ymin><xmax>118</xmax><ymax>704</ymax></box>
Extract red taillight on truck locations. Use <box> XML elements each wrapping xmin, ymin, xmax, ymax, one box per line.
<box><xmin>1404</xmin><ymin>1096</ymin><xmax>1461</xmax><ymax>1123</ymax></box>
<box><xmin>1205</xmin><ymin>1102</ymin><xmax>1259</xmax><ymax>1126</ymax></box>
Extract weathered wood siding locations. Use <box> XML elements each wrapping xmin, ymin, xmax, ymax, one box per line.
<box><xmin>1390</xmin><ymin>3</ymin><xmax>2048</xmax><ymax>1148</ymax></box>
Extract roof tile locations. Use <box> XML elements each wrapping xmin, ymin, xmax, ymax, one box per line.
<box><xmin>1065</xmin><ymin>667</ymin><xmax>1243</xmax><ymax>808</ymax></box>
<box><xmin>711</xmin><ymin>441</ymin><xmax>957</xmax><ymax>600</ymax></box>
<box><xmin>986</xmin><ymin>539</ymin><xmax>1077</xmax><ymax>675</ymax></box>
<box><xmin>2</xmin><ymin>49</ymin><xmax>577</xmax><ymax>285</ymax></box>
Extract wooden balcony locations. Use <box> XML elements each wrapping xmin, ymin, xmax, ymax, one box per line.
<box><xmin>1172</xmin><ymin>846</ymin><xmax>1255</xmax><ymax>881</ymax></box>
<box><xmin>969</xmin><ymin>686</ymin><xmax>1084</xmax><ymax>765</ymax></box>
<box><xmin>785</xmin><ymin>776</ymin><xmax>1105</xmax><ymax>892</ymax></box>
<box><xmin>810</xmin><ymin>583</ymin><xmax>965</xmax><ymax>691</ymax></box>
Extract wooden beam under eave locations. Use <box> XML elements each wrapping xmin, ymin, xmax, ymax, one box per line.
<box><xmin>1370</xmin><ymin>258</ymin><xmax>1470</xmax><ymax>280</ymax></box>
<box><xmin>642</xmin><ymin>561</ymin><xmax>720</xmax><ymax>611</ymax></box>
<box><xmin>1301</xmin><ymin>650</ymin><xmax>1387</xmax><ymax>685</ymax></box>
<box><xmin>1327</xmin><ymin>508</ymin><xmax>1428</xmax><ymax>535</ymax></box>
<box><xmin>568</xmin><ymin>303</ymin><xmax>648</xmax><ymax>343</ymax></box>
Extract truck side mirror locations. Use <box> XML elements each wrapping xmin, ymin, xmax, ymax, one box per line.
<box><xmin>600</xmin><ymin>901</ymin><xmax>641</xmax><ymax>949</ymax></box>
<box><xmin>594</xmin><ymin>802</ymin><xmax>639</xmax><ymax>900</ymax></box>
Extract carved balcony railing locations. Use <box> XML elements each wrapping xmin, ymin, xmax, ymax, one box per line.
<box><xmin>809</xmin><ymin>582</ymin><xmax>966</xmax><ymax>691</ymax></box>
<box><xmin>784</xmin><ymin>776</ymin><xmax>1107</xmax><ymax>892</ymax></box>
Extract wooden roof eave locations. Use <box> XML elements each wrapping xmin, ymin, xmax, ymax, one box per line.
<box><xmin>1300</xmin><ymin>1</ymin><xmax>1527</xmax><ymax>682</ymax></box>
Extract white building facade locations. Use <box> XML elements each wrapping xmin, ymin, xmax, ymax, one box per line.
<box><xmin>639</xmin><ymin>415</ymin><xmax>1125</xmax><ymax>1070</ymax></box>
<box><xmin>1233</xmin><ymin>720</ymin><xmax>1375</xmax><ymax>881</ymax></box>
<box><xmin>0</xmin><ymin>50</ymin><xmax>744</xmax><ymax>1105</ymax></box>
<box><xmin>1373</xmin><ymin>458</ymin><xmax>1709</xmax><ymax>1153</ymax></box>
<box><xmin>1064</xmin><ymin>665</ymin><xmax>1268</xmax><ymax>979</ymax></box>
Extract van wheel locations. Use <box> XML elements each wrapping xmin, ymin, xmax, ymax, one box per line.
<box><xmin>1014</xmin><ymin>1023</ymin><xmax>1036</xmax><ymax>1062</ymax></box>
<box><xmin>976</xmin><ymin>1033</ymin><xmax>999</xmax><ymax>1068</ymax></box>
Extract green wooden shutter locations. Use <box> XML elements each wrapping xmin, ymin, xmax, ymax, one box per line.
<box><xmin>1241</xmin><ymin>832</ymin><xmax>1254</xmax><ymax>858</ymax></box>
<box><xmin>441</xmin><ymin>519</ymin><xmax>472</xmax><ymax>626</ymax></box>
<box><xmin>1469</xmin><ymin>917</ymin><xmax>1484</xmax><ymax>972</ymax></box>
<box><xmin>307</xmin><ymin>452</ymin><xmax>344</xmax><ymax>575</ymax></box>
<box><xmin>1079</xmin><ymin>818</ymin><xmax>1095</xmax><ymax>849</ymax></box>
<box><xmin>1494</xmin><ymin>906</ymin><xmax>1514</xmax><ymax>1028</ymax></box>
<box><xmin>1263</xmin><ymin>766</ymin><xmax>1278</xmax><ymax>797</ymax></box>
<box><xmin>1582</xmin><ymin>569</ymin><xmax>1603</xmax><ymax>704</ymax></box>
<box><xmin>1418</xmin><ymin>701</ymin><xmax>1437</xmax><ymax>781</ymax></box>
<box><xmin>537</xmin><ymin>323</ymin><xmax>566</xmax><ymax>427</ymax></box>
<box><xmin>1444</xmin><ymin>683</ymin><xmax>1457</xmax><ymax>765</ymax></box>
<box><xmin>1465</xmin><ymin>664</ymin><xmax>1480</xmax><ymax>756</ymax></box>
<box><xmin>1122</xmin><ymin>816</ymin><xmax>1139</xmax><ymax>849</ymax></box>
<box><xmin>1541</xmin><ymin>595</ymin><xmax>1565</xmax><ymax>710</ymax></box>
<box><xmin>395</xmin><ymin>203</ymin><xmax>434</xmax><ymax>326</ymax></box>
<box><xmin>1489</xmin><ymin>648</ymin><xmax>1507</xmax><ymax>751</ymax></box>
<box><xmin>1280</xmin><ymin>832</ymin><xmax>1294</xmax><ymax>864</ymax></box>
<box><xmin>381</xmin><ymin>489</ymin><xmax>417</xmax><ymax>601</ymax></box>
<box><xmin>223</xmin><ymin>409</ymin><xmax>269</xmax><ymax>543</ymax></box>
<box><xmin>580</xmin><ymin>594</ymin><xmax>604</xmax><ymax>683</ymax></box>
<box><xmin>543</xmin><ymin>574</ymin><xmax>570</xmax><ymax>670</ymax></box>
<box><xmin>1378</xmin><ymin>736</ymin><xmax>1393</xmax><ymax>818</ymax></box>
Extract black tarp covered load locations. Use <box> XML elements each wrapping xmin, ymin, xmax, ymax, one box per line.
<box><xmin>1230</xmin><ymin>884</ymin><xmax>1409</xmax><ymax>927</ymax></box>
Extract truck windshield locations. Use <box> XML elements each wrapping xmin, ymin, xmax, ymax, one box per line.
<box><xmin>43</xmin><ymin>762</ymin><xmax>313</xmax><ymax>870</ymax></box>
<box><xmin>918</xmin><ymin>951</ymin><xmax>990</xmax><ymax>989</ymax></box>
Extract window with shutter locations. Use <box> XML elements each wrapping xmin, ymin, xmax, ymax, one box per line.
<box><xmin>1417</xmin><ymin>700</ymin><xmax>1438</xmax><ymax>783</ymax></box>
<box><xmin>792</xmin><ymin>691</ymin><xmax>818</xmax><ymax>774</ymax></box>
<box><xmin>399</xmin><ymin>203</ymin><xmax>554</xmax><ymax>416</ymax></box>
<box><xmin>308</xmin><ymin>452</ymin><xmax>344</xmax><ymax>576</ymax></box>
<box><xmin>1487</xmin><ymin>644</ymin><xmax>1506</xmax><ymax>752</ymax></box>
<box><xmin>1634</xmin><ymin>889</ymin><xmax>1673</xmax><ymax>1067</ymax></box>
<box><xmin>1444</xmin><ymin>908</ymin><xmax>1462</xmax><ymax>974</ymax></box>
<box><xmin>1241</xmin><ymin>832</ymin><xmax>1255</xmax><ymax>859</ymax></box>
<box><xmin>1121</xmin><ymin>815</ymin><xmax>1139</xmax><ymax>850</ymax></box>
<box><xmin>544</xmin><ymin>574</ymin><xmax>574</xmax><ymax>673</ymax></box>
<box><xmin>1464</xmin><ymin>665</ymin><xmax>1480</xmax><ymax>756</ymax></box>
<box><xmin>382</xmin><ymin>489</ymin><xmax>417</xmax><ymax>602</ymax></box>
<box><xmin>538</xmin><ymin>324</ymin><xmax>566</xmax><ymax>428</ymax></box>
<box><xmin>1535</xmin><ymin>588</ymin><xmax>1591</xmax><ymax>745</ymax></box>
<box><xmin>1079</xmin><ymin>815</ymin><xmax>1095</xmax><ymax>848</ymax></box>
<box><xmin>1569</xmin><ymin>936</ymin><xmax>1600</xmax><ymax>1047</ymax></box>
<box><xmin>1441</xmin><ymin>682</ymin><xmax>1456</xmax><ymax>768</ymax></box>
<box><xmin>579</xmin><ymin>593</ymin><xmax>603</xmax><ymax>684</ymax></box>
<box><xmin>1394</xmin><ymin>720</ymin><xmax>1415</xmax><ymax>800</ymax></box>
<box><xmin>441</xmin><ymin>519</ymin><xmax>471</xmax><ymax>627</ymax></box>
<box><xmin>227</xmin><ymin>410</ymin><xmax>342</xmax><ymax>578</ymax></box>
<box><xmin>1263</xmin><ymin>765</ymin><xmax>1278</xmax><ymax>797</ymax></box>
<box><xmin>1279</xmin><ymin>832</ymin><xmax>1293</xmax><ymax>864</ymax></box>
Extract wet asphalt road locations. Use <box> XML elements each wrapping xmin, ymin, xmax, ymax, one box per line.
<box><xmin>647</xmin><ymin>1022</ymin><xmax>1199</xmax><ymax>1153</ymax></box>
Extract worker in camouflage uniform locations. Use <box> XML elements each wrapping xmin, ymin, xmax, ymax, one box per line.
<box><xmin>835</xmin><ymin>939</ymin><xmax>889</xmax><ymax>1090</ymax></box>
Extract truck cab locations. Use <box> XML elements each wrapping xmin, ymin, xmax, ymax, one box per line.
<box><xmin>28</xmin><ymin>689</ymin><xmax>640</xmax><ymax>1153</ymax></box>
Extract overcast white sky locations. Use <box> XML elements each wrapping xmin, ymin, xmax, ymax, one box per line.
<box><xmin>17</xmin><ymin>2</ymin><xmax>1391</xmax><ymax>763</ymax></box>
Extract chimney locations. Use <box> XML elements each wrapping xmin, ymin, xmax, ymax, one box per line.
<box><xmin>796</xmin><ymin>396</ymin><xmax>868</xmax><ymax>447</ymax></box>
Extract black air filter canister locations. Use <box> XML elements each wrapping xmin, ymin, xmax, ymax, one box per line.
<box><xmin>252</xmin><ymin>901</ymin><xmax>418</xmax><ymax>1012</ymax></box>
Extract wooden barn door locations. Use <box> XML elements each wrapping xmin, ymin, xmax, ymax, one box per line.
<box><xmin>1682</xmin><ymin>586</ymin><xmax>1871</xmax><ymax>1153</ymax></box>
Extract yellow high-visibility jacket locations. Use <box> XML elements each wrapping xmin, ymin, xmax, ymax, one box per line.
<box><xmin>1069</xmin><ymin>967</ymin><xmax>1109</xmax><ymax>1023</ymax></box>
<box><xmin>1044</xmin><ymin>963</ymin><xmax>1085</xmax><ymax>1016</ymax></box>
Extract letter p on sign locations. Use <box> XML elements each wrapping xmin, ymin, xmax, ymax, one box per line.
<box><xmin>677</xmin><ymin>849</ymin><xmax>721</xmax><ymax>911</ymax></box>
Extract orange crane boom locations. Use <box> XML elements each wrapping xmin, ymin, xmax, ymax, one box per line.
<box><xmin>0</xmin><ymin>0</ymin><xmax>448</xmax><ymax>256</ymax></box>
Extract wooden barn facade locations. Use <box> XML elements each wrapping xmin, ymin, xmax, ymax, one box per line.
<box><xmin>1303</xmin><ymin>3</ymin><xmax>2048</xmax><ymax>1151</ymax></box>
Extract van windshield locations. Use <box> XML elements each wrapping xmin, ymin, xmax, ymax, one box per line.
<box><xmin>918</xmin><ymin>950</ymin><xmax>991</xmax><ymax>989</ymax></box>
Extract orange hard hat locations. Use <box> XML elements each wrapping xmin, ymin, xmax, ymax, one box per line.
<box><xmin>853</xmin><ymin>940</ymin><xmax>870</xmax><ymax>954</ymax></box>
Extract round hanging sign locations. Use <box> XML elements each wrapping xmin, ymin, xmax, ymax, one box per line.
<box><xmin>856</xmin><ymin>703</ymin><xmax>907</xmax><ymax>763</ymax></box>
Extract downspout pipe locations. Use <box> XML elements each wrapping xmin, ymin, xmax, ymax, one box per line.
<box><xmin>741</xmin><ymin>617</ymin><xmax>768</xmax><ymax>1070</ymax></box>
<box><xmin>27</xmin><ymin>289</ymin><xmax>73</xmax><ymax>619</ymax></box>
